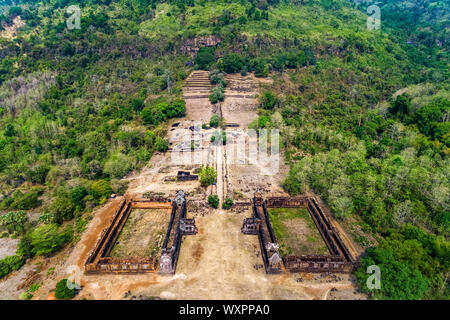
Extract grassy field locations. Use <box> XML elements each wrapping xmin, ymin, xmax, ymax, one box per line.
<box><xmin>268</xmin><ymin>207</ymin><xmax>329</xmax><ymax>257</ymax></box>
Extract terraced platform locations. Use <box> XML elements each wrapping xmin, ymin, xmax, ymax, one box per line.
<box><xmin>183</xmin><ymin>70</ymin><xmax>212</xmax><ymax>98</ymax></box>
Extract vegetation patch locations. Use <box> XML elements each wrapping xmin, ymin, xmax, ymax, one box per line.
<box><xmin>268</xmin><ymin>207</ymin><xmax>328</xmax><ymax>257</ymax></box>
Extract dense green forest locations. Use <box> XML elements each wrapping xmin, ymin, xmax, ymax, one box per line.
<box><xmin>0</xmin><ymin>0</ymin><xmax>448</xmax><ymax>299</ymax></box>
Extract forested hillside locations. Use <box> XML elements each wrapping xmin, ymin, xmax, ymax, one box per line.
<box><xmin>0</xmin><ymin>0</ymin><xmax>448</xmax><ymax>300</ymax></box>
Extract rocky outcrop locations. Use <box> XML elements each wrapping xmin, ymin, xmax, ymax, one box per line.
<box><xmin>181</xmin><ymin>36</ymin><xmax>221</xmax><ymax>59</ymax></box>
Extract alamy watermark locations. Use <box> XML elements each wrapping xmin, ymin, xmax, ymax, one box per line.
<box><xmin>66</xmin><ymin>265</ymin><xmax>82</xmax><ymax>290</ymax></box>
<box><xmin>170</xmin><ymin>123</ymin><xmax>280</xmax><ymax>175</ymax></box>
<box><xmin>367</xmin><ymin>4</ymin><xmax>381</xmax><ymax>30</ymax></box>
<box><xmin>366</xmin><ymin>265</ymin><xmax>381</xmax><ymax>290</ymax></box>
<box><xmin>66</xmin><ymin>5</ymin><xmax>81</xmax><ymax>30</ymax></box>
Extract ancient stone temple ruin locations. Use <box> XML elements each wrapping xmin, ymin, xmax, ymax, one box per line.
<box><xmin>242</xmin><ymin>193</ymin><xmax>356</xmax><ymax>274</ymax></box>
<box><xmin>85</xmin><ymin>190</ymin><xmax>197</xmax><ymax>275</ymax></box>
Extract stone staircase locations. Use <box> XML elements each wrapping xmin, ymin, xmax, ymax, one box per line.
<box><xmin>223</xmin><ymin>74</ymin><xmax>258</xmax><ymax>99</ymax></box>
<box><xmin>183</xmin><ymin>71</ymin><xmax>212</xmax><ymax>98</ymax></box>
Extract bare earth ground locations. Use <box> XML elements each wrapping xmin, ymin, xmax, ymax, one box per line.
<box><xmin>109</xmin><ymin>208</ymin><xmax>171</xmax><ymax>258</ymax></box>
<box><xmin>0</xmin><ymin>16</ymin><xmax>25</xmax><ymax>40</ymax></box>
<box><xmin>130</xmin><ymin>209</ymin><xmax>363</xmax><ymax>300</ymax></box>
<box><xmin>0</xmin><ymin>237</ymin><xmax>19</xmax><ymax>260</ymax></box>
<box><xmin>0</xmin><ymin>72</ymin><xmax>365</xmax><ymax>300</ymax></box>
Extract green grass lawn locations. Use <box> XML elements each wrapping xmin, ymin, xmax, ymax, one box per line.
<box><xmin>268</xmin><ymin>207</ymin><xmax>329</xmax><ymax>257</ymax></box>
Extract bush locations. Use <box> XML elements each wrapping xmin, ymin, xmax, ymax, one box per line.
<box><xmin>28</xmin><ymin>224</ymin><xmax>73</xmax><ymax>257</ymax></box>
<box><xmin>104</xmin><ymin>153</ymin><xmax>134</xmax><ymax>178</ymax></box>
<box><xmin>252</xmin><ymin>58</ymin><xmax>269</xmax><ymax>77</ymax></box>
<box><xmin>222</xmin><ymin>53</ymin><xmax>244</xmax><ymax>74</ymax></box>
<box><xmin>19</xmin><ymin>292</ymin><xmax>33</xmax><ymax>300</ymax></box>
<box><xmin>37</xmin><ymin>212</ymin><xmax>55</xmax><ymax>224</ymax></box>
<box><xmin>0</xmin><ymin>255</ymin><xmax>25</xmax><ymax>279</ymax></box>
<box><xmin>208</xmin><ymin>195</ymin><xmax>219</xmax><ymax>208</ymax></box>
<box><xmin>209</xmin><ymin>70</ymin><xmax>227</xmax><ymax>87</ymax></box>
<box><xmin>0</xmin><ymin>211</ymin><xmax>28</xmax><ymax>235</ymax></box>
<box><xmin>14</xmin><ymin>190</ymin><xmax>42</xmax><ymax>210</ymax></box>
<box><xmin>54</xmin><ymin>279</ymin><xmax>76</xmax><ymax>300</ymax></box>
<box><xmin>195</xmin><ymin>46</ymin><xmax>215</xmax><ymax>69</ymax></box>
<box><xmin>165</xmin><ymin>100</ymin><xmax>186</xmax><ymax>118</ymax></box>
<box><xmin>50</xmin><ymin>196</ymin><xmax>75</xmax><ymax>222</ymax></box>
<box><xmin>131</xmin><ymin>97</ymin><xmax>145</xmax><ymax>112</ymax></box>
<box><xmin>155</xmin><ymin>137</ymin><xmax>169</xmax><ymax>152</ymax></box>
<box><xmin>222</xmin><ymin>198</ymin><xmax>233</xmax><ymax>210</ymax></box>
<box><xmin>71</xmin><ymin>186</ymin><xmax>88</xmax><ymax>208</ymax></box>
<box><xmin>2</xmin><ymin>189</ymin><xmax>43</xmax><ymax>210</ymax></box>
<box><xmin>260</xmin><ymin>91</ymin><xmax>277</xmax><ymax>109</ymax></box>
<box><xmin>16</xmin><ymin>234</ymin><xmax>33</xmax><ymax>258</ymax></box>
<box><xmin>209</xmin><ymin>86</ymin><xmax>224</xmax><ymax>104</ymax></box>
<box><xmin>141</xmin><ymin>105</ymin><xmax>166</xmax><ymax>125</ymax></box>
<box><xmin>389</xmin><ymin>94</ymin><xmax>411</xmax><ymax>119</ymax></box>
<box><xmin>26</xmin><ymin>164</ymin><xmax>50</xmax><ymax>184</ymax></box>
<box><xmin>199</xmin><ymin>166</ymin><xmax>217</xmax><ymax>187</ymax></box>
<box><xmin>90</xmin><ymin>180</ymin><xmax>113</xmax><ymax>200</ymax></box>
<box><xmin>257</xmin><ymin>115</ymin><xmax>272</xmax><ymax>128</ymax></box>
<box><xmin>209</xmin><ymin>114</ymin><xmax>221</xmax><ymax>128</ymax></box>
<box><xmin>110</xmin><ymin>179</ymin><xmax>128</xmax><ymax>196</ymax></box>
<box><xmin>4</xmin><ymin>255</ymin><xmax>25</xmax><ymax>271</ymax></box>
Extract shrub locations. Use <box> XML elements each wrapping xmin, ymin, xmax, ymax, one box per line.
<box><xmin>209</xmin><ymin>86</ymin><xmax>224</xmax><ymax>104</ymax></box>
<box><xmin>16</xmin><ymin>234</ymin><xmax>33</xmax><ymax>258</ymax></box>
<box><xmin>29</xmin><ymin>283</ymin><xmax>40</xmax><ymax>293</ymax></box>
<box><xmin>2</xmin><ymin>189</ymin><xmax>43</xmax><ymax>210</ymax></box>
<box><xmin>199</xmin><ymin>166</ymin><xmax>217</xmax><ymax>187</ymax></box>
<box><xmin>165</xmin><ymin>100</ymin><xmax>186</xmax><ymax>118</ymax></box>
<box><xmin>389</xmin><ymin>94</ymin><xmax>411</xmax><ymax>119</ymax></box>
<box><xmin>4</xmin><ymin>255</ymin><xmax>25</xmax><ymax>271</ymax></box>
<box><xmin>0</xmin><ymin>255</ymin><xmax>25</xmax><ymax>279</ymax></box>
<box><xmin>87</xmin><ymin>160</ymin><xmax>103</xmax><ymax>178</ymax></box>
<box><xmin>260</xmin><ymin>91</ymin><xmax>277</xmax><ymax>109</ymax></box>
<box><xmin>155</xmin><ymin>137</ymin><xmax>169</xmax><ymax>152</ymax></box>
<box><xmin>110</xmin><ymin>179</ymin><xmax>128</xmax><ymax>196</ymax></box>
<box><xmin>257</xmin><ymin>115</ymin><xmax>272</xmax><ymax>128</ymax></box>
<box><xmin>50</xmin><ymin>196</ymin><xmax>75</xmax><ymax>222</ymax></box>
<box><xmin>90</xmin><ymin>180</ymin><xmax>113</xmax><ymax>200</ymax></box>
<box><xmin>209</xmin><ymin>70</ymin><xmax>227</xmax><ymax>87</ymax></box>
<box><xmin>0</xmin><ymin>211</ymin><xmax>28</xmax><ymax>235</ymax></box>
<box><xmin>19</xmin><ymin>292</ymin><xmax>33</xmax><ymax>300</ymax></box>
<box><xmin>209</xmin><ymin>114</ymin><xmax>221</xmax><ymax>128</ymax></box>
<box><xmin>141</xmin><ymin>105</ymin><xmax>165</xmax><ymax>125</ymax></box>
<box><xmin>70</xmin><ymin>186</ymin><xmax>88</xmax><ymax>208</ymax></box>
<box><xmin>222</xmin><ymin>198</ymin><xmax>233</xmax><ymax>210</ymax></box>
<box><xmin>14</xmin><ymin>190</ymin><xmax>42</xmax><ymax>210</ymax></box>
<box><xmin>54</xmin><ymin>279</ymin><xmax>76</xmax><ymax>300</ymax></box>
<box><xmin>104</xmin><ymin>153</ymin><xmax>134</xmax><ymax>178</ymax></box>
<box><xmin>75</xmin><ymin>215</ymin><xmax>90</xmax><ymax>234</ymax></box>
<box><xmin>26</xmin><ymin>164</ymin><xmax>50</xmax><ymax>184</ymax></box>
<box><xmin>252</xmin><ymin>58</ymin><xmax>269</xmax><ymax>77</ymax></box>
<box><xmin>222</xmin><ymin>53</ymin><xmax>244</xmax><ymax>74</ymax></box>
<box><xmin>208</xmin><ymin>195</ymin><xmax>219</xmax><ymax>208</ymax></box>
<box><xmin>37</xmin><ymin>212</ymin><xmax>56</xmax><ymax>224</ymax></box>
<box><xmin>195</xmin><ymin>46</ymin><xmax>215</xmax><ymax>69</ymax></box>
<box><xmin>131</xmin><ymin>97</ymin><xmax>145</xmax><ymax>112</ymax></box>
<box><xmin>28</xmin><ymin>224</ymin><xmax>73</xmax><ymax>256</ymax></box>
